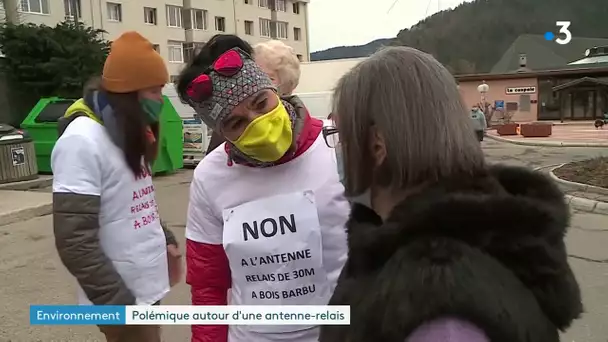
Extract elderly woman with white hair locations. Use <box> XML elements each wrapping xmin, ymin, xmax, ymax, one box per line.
<box><xmin>205</xmin><ymin>39</ymin><xmax>302</xmax><ymax>154</ymax></box>
<box><xmin>319</xmin><ymin>46</ymin><xmax>582</xmax><ymax>342</ymax></box>
<box><xmin>254</xmin><ymin>39</ymin><xmax>301</xmax><ymax>96</ymax></box>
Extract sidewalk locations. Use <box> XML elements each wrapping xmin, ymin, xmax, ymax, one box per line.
<box><xmin>0</xmin><ymin>190</ymin><xmax>52</xmax><ymax>227</ymax></box>
<box><xmin>486</xmin><ymin>124</ymin><xmax>608</xmax><ymax>147</ymax></box>
<box><xmin>0</xmin><ymin>170</ymin><xmax>193</xmax><ymax>227</ymax></box>
<box><xmin>0</xmin><ymin>176</ymin><xmax>54</xmax><ymax>227</ymax></box>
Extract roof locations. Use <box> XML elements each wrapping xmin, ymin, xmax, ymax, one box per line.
<box><xmin>552</xmin><ymin>77</ymin><xmax>608</xmax><ymax>92</ymax></box>
<box><xmin>490</xmin><ymin>34</ymin><xmax>608</xmax><ymax>73</ymax></box>
<box><xmin>455</xmin><ymin>64</ymin><xmax>608</xmax><ymax>82</ymax></box>
<box><xmin>570</xmin><ymin>55</ymin><xmax>608</xmax><ymax>65</ymax></box>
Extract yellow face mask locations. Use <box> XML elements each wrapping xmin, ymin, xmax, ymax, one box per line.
<box><xmin>231</xmin><ymin>99</ymin><xmax>293</xmax><ymax>162</ymax></box>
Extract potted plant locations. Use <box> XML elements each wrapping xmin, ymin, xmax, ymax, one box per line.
<box><xmin>520</xmin><ymin>121</ymin><xmax>552</xmax><ymax>137</ymax></box>
<box><xmin>496</xmin><ymin>111</ymin><xmax>518</xmax><ymax>136</ymax></box>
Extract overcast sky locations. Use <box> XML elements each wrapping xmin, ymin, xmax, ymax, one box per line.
<box><xmin>307</xmin><ymin>0</ymin><xmax>472</xmax><ymax>52</ymax></box>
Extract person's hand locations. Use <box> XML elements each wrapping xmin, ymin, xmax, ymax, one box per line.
<box><xmin>167</xmin><ymin>244</ymin><xmax>183</xmax><ymax>287</ymax></box>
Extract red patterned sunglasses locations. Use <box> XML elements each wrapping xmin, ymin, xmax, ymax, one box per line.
<box><xmin>186</xmin><ymin>49</ymin><xmax>245</xmax><ymax>101</ymax></box>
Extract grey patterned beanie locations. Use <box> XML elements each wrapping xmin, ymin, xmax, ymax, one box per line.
<box><xmin>185</xmin><ymin>48</ymin><xmax>276</xmax><ymax>130</ymax></box>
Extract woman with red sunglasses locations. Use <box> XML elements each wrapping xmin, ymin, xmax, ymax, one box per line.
<box><xmin>204</xmin><ymin>38</ymin><xmax>303</xmax><ymax>156</ymax></box>
<box><xmin>177</xmin><ymin>35</ymin><xmax>349</xmax><ymax>342</ymax></box>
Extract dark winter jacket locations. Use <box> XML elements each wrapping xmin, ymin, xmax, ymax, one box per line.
<box><xmin>319</xmin><ymin>165</ymin><xmax>582</xmax><ymax>342</ymax></box>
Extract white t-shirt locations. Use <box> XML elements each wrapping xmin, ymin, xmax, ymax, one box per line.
<box><xmin>52</xmin><ymin>116</ymin><xmax>169</xmax><ymax>305</ymax></box>
<box><xmin>187</xmin><ymin>131</ymin><xmax>350</xmax><ymax>342</ymax></box>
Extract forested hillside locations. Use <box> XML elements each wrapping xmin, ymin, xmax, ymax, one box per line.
<box><xmin>311</xmin><ymin>0</ymin><xmax>608</xmax><ymax>73</ymax></box>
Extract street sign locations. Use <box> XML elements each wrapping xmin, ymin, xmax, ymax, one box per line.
<box><xmin>495</xmin><ymin>100</ymin><xmax>505</xmax><ymax>110</ymax></box>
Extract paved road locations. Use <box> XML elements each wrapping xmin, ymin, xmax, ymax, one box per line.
<box><xmin>482</xmin><ymin>138</ymin><xmax>608</xmax><ymax>168</ymax></box>
<box><xmin>1</xmin><ymin>140</ymin><xmax>607</xmax><ymax>342</ymax></box>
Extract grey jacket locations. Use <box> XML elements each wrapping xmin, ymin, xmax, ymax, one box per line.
<box><xmin>470</xmin><ymin>109</ymin><xmax>487</xmax><ymax>131</ymax></box>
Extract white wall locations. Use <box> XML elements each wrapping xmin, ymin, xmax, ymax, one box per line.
<box><xmin>294</xmin><ymin>57</ymin><xmax>366</xmax><ymax>93</ymax></box>
<box><xmin>295</xmin><ymin>91</ymin><xmax>332</xmax><ymax>119</ymax></box>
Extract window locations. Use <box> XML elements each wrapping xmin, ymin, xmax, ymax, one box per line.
<box><xmin>152</xmin><ymin>44</ymin><xmax>160</xmax><ymax>52</ymax></box>
<box><xmin>20</xmin><ymin>0</ymin><xmax>50</xmax><ymax>14</ymax></box>
<box><xmin>166</xmin><ymin>5</ymin><xmax>183</xmax><ymax>28</ymax></box>
<box><xmin>64</xmin><ymin>0</ymin><xmax>81</xmax><ymax>18</ymax></box>
<box><xmin>258</xmin><ymin>0</ymin><xmax>269</xmax><ymax>8</ymax></box>
<box><xmin>184</xmin><ymin>42</ymin><xmax>204</xmax><ymax>64</ymax></box>
<box><xmin>215</xmin><ymin>16</ymin><xmax>226</xmax><ymax>32</ymax></box>
<box><xmin>296</xmin><ymin>54</ymin><xmax>303</xmax><ymax>61</ymax></box>
<box><xmin>107</xmin><ymin>2</ymin><xmax>122</xmax><ymax>22</ymax></box>
<box><xmin>293</xmin><ymin>27</ymin><xmax>301</xmax><ymax>41</ymax></box>
<box><xmin>293</xmin><ymin>2</ymin><xmax>300</xmax><ymax>14</ymax></box>
<box><xmin>168</xmin><ymin>42</ymin><xmax>184</xmax><ymax>63</ymax></box>
<box><xmin>244</xmin><ymin>20</ymin><xmax>254</xmax><ymax>35</ymax></box>
<box><xmin>194</xmin><ymin>9</ymin><xmax>208</xmax><ymax>30</ymax></box>
<box><xmin>144</xmin><ymin>7</ymin><xmax>157</xmax><ymax>25</ymax></box>
<box><xmin>259</xmin><ymin>18</ymin><xmax>271</xmax><ymax>37</ymax></box>
<box><xmin>276</xmin><ymin>21</ymin><xmax>288</xmax><ymax>39</ymax></box>
<box><xmin>184</xmin><ymin>9</ymin><xmax>208</xmax><ymax>30</ymax></box>
<box><xmin>106</xmin><ymin>3</ymin><xmax>122</xmax><ymax>22</ymax></box>
<box><xmin>275</xmin><ymin>0</ymin><xmax>286</xmax><ymax>12</ymax></box>
<box><xmin>184</xmin><ymin>43</ymin><xmax>195</xmax><ymax>64</ymax></box>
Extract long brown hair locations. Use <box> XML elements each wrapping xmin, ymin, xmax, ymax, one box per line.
<box><xmin>106</xmin><ymin>92</ymin><xmax>158</xmax><ymax>176</ymax></box>
<box><xmin>84</xmin><ymin>77</ymin><xmax>158</xmax><ymax>176</ymax></box>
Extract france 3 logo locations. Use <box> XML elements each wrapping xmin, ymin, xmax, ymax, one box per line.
<box><xmin>544</xmin><ymin>21</ymin><xmax>572</xmax><ymax>45</ymax></box>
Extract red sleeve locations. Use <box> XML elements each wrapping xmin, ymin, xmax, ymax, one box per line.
<box><xmin>186</xmin><ymin>239</ymin><xmax>231</xmax><ymax>342</ymax></box>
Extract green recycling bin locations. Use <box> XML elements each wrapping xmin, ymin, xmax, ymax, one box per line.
<box><xmin>152</xmin><ymin>96</ymin><xmax>184</xmax><ymax>174</ymax></box>
<box><xmin>21</xmin><ymin>96</ymin><xmax>183</xmax><ymax>174</ymax></box>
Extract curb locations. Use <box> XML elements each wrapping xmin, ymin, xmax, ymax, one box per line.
<box><xmin>544</xmin><ymin>164</ymin><xmax>608</xmax><ymax>215</ymax></box>
<box><xmin>533</xmin><ymin>163</ymin><xmax>564</xmax><ymax>172</ymax></box>
<box><xmin>485</xmin><ymin>133</ymin><xmax>608</xmax><ymax>147</ymax></box>
<box><xmin>0</xmin><ymin>203</ymin><xmax>53</xmax><ymax>227</ymax></box>
<box><xmin>564</xmin><ymin>195</ymin><xmax>608</xmax><ymax>215</ymax></box>
<box><xmin>0</xmin><ymin>176</ymin><xmax>53</xmax><ymax>191</ymax></box>
<box><xmin>549</xmin><ymin>165</ymin><xmax>608</xmax><ymax>196</ymax></box>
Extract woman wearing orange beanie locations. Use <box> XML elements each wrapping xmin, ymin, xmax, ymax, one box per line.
<box><xmin>51</xmin><ymin>31</ymin><xmax>181</xmax><ymax>342</ymax></box>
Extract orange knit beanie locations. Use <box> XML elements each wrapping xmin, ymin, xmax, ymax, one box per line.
<box><xmin>102</xmin><ymin>31</ymin><xmax>169</xmax><ymax>93</ymax></box>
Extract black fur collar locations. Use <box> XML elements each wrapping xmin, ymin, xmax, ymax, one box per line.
<box><xmin>327</xmin><ymin>165</ymin><xmax>582</xmax><ymax>342</ymax></box>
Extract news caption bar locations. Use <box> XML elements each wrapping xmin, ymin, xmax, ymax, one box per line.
<box><xmin>30</xmin><ymin>305</ymin><xmax>350</xmax><ymax>325</ymax></box>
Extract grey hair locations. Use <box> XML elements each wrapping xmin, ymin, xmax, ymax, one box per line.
<box><xmin>333</xmin><ymin>46</ymin><xmax>485</xmax><ymax>196</ymax></box>
<box><xmin>253</xmin><ymin>40</ymin><xmax>301</xmax><ymax>95</ymax></box>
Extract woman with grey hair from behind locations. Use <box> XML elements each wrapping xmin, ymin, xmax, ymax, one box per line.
<box><xmin>319</xmin><ymin>46</ymin><xmax>582</xmax><ymax>342</ymax></box>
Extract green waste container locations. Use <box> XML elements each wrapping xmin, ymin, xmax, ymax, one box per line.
<box><xmin>20</xmin><ymin>97</ymin><xmax>72</xmax><ymax>173</ymax></box>
<box><xmin>152</xmin><ymin>95</ymin><xmax>184</xmax><ymax>174</ymax></box>
<box><xmin>21</xmin><ymin>96</ymin><xmax>184</xmax><ymax>174</ymax></box>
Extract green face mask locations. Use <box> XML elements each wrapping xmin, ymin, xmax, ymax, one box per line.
<box><xmin>140</xmin><ymin>98</ymin><xmax>164</xmax><ymax>124</ymax></box>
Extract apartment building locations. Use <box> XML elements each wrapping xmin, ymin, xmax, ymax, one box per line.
<box><xmin>5</xmin><ymin>0</ymin><xmax>310</xmax><ymax>79</ymax></box>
